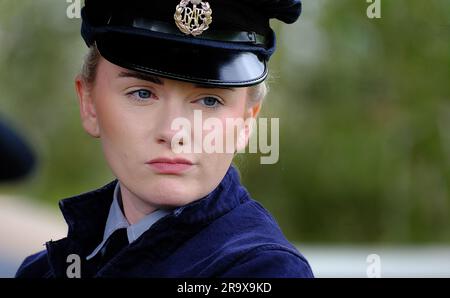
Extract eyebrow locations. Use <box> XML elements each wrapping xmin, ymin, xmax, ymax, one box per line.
<box><xmin>118</xmin><ymin>71</ymin><xmax>163</xmax><ymax>85</ymax></box>
<box><xmin>194</xmin><ymin>83</ymin><xmax>236</xmax><ymax>92</ymax></box>
<box><xmin>117</xmin><ymin>71</ymin><xmax>235</xmax><ymax>92</ymax></box>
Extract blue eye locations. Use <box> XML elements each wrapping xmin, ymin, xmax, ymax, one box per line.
<box><xmin>127</xmin><ymin>89</ymin><xmax>155</xmax><ymax>102</ymax></box>
<box><xmin>137</xmin><ymin>90</ymin><xmax>151</xmax><ymax>99</ymax></box>
<box><xmin>198</xmin><ymin>96</ymin><xmax>223</xmax><ymax>109</ymax></box>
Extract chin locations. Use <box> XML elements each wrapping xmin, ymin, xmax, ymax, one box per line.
<box><xmin>142</xmin><ymin>179</ymin><xmax>202</xmax><ymax>207</ymax></box>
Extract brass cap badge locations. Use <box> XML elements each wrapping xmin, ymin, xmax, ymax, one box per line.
<box><xmin>174</xmin><ymin>0</ymin><xmax>213</xmax><ymax>36</ymax></box>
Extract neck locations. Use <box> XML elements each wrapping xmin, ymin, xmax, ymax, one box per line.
<box><xmin>119</xmin><ymin>183</ymin><xmax>158</xmax><ymax>225</ymax></box>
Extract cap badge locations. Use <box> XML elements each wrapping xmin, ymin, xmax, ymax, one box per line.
<box><xmin>174</xmin><ymin>0</ymin><xmax>213</xmax><ymax>36</ymax></box>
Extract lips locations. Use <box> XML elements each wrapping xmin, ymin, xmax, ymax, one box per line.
<box><xmin>146</xmin><ymin>157</ymin><xmax>193</xmax><ymax>174</ymax></box>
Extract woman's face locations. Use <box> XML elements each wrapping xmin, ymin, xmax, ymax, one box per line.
<box><xmin>76</xmin><ymin>57</ymin><xmax>261</xmax><ymax>210</ymax></box>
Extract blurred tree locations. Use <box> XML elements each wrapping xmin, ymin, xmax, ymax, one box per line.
<box><xmin>242</xmin><ymin>0</ymin><xmax>450</xmax><ymax>243</ymax></box>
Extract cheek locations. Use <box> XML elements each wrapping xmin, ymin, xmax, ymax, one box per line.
<box><xmin>228</xmin><ymin>95</ymin><xmax>248</xmax><ymax>118</ymax></box>
<box><xmin>96</xmin><ymin>97</ymin><xmax>133</xmax><ymax>145</ymax></box>
<box><xmin>94</xmin><ymin>92</ymin><xmax>149</xmax><ymax>173</ymax></box>
<box><xmin>219</xmin><ymin>102</ymin><xmax>248</xmax><ymax>145</ymax></box>
<box><xmin>197</xmin><ymin>101</ymin><xmax>245</xmax><ymax>175</ymax></box>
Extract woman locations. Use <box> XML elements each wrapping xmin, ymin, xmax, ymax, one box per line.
<box><xmin>15</xmin><ymin>0</ymin><xmax>313</xmax><ymax>278</ymax></box>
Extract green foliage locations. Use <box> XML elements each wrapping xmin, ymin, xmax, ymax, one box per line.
<box><xmin>242</xmin><ymin>0</ymin><xmax>450</xmax><ymax>243</ymax></box>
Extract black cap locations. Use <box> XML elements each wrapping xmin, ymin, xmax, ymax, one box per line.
<box><xmin>81</xmin><ymin>0</ymin><xmax>302</xmax><ymax>87</ymax></box>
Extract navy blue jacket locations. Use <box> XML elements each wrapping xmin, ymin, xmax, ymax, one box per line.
<box><xmin>15</xmin><ymin>165</ymin><xmax>314</xmax><ymax>278</ymax></box>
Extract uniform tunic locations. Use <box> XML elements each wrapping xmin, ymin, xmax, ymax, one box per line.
<box><xmin>15</xmin><ymin>165</ymin><xmax>314</xmax><ymax>278</ymax></box>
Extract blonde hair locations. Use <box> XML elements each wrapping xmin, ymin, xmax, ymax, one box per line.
<box><xmin>81</xmin><ymin>44</ymin><xmax>101</xmax><ymax>88</ymax></box>
<box><xmin>81</xmin><ymin>44</ymin><xmax>268</xmax><ymax>103</ymax></box>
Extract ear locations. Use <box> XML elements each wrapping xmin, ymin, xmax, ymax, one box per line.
<box><xmin>75</xmin><ymin>75</ymin><xmax>100</xmax><ymax>138</ymax></box>
<box><xmin>245</xmin><ymin>100</ymin><xmax>262</xmax><ymax>120</ymax></box>
<box><xmin>236</xmin><ymin>100</ymin><xmax>262</xmax><ymax>152</ymax></box>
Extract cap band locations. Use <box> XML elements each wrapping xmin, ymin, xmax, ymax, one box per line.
<box><xmin>132</xmin><ymin>18</ymin><xmax>267</xmax><ymax>46</ymax></box>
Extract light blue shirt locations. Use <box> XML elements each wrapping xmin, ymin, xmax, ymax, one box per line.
<box><xmin>86</xmin><ymin>181</ymin><xmax>172</xmax><ymax>260</ymax></box>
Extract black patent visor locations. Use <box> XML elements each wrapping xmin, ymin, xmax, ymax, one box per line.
<box><xmin>95</xmin><ymin>32</ymin><xmax>268</xmax><ymax>87</ymax></box>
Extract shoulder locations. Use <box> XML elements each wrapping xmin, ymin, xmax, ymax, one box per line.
<box><xmin>15</xmin><ymin>249</ymin><xmax>52</xmax><ymax>278</ymax></box>
<box><xmin>211</xmin><ymin>198</ymin><xmax>298</xmax><ymax>247</ymax></box>
<box><xmin>220</xmin><ymin>199</ymin><xmax>314</xmax><ymax>277</ymax></box>
<box><xmin>220</xmin><ymin>245</ymin><xmax>314</xmax><ymax>278</ymax></box>
<box><xmin>196</xmin><ymin>198</ymin><xmax>314</xmax><ymax>277</ymax></box>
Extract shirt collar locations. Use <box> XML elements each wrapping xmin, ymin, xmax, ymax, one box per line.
<box><xmin>86</xmin><ymin>181</ymin><xmax>172</xmax><ymax>260</ymax></box>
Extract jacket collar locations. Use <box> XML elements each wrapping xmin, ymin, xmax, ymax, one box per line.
<box><xmin>85</xmin><ymin>182</ymin><xmax>172</xmax><ymax>261</ymax></box>
<box><xmin>48</xmin><ymin>164</ymin><xmax>249</xmax><ymax>277</ymax></box>
<box><xmin>57</xmin><ymin>164</ymin><xmax>247</xmax><ymax>246</ymax></box>
<box><xmin>58</xmin><ymin>180</ymin><xmax>115</xmax><ymax>244</ymax></box>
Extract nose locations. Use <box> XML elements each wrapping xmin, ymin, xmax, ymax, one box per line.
<box><xmin>153</xmin><ymin>100</ymin><xmax>189</xmax><ymax>150</ymax></box>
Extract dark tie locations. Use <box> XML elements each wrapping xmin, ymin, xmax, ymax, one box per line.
<box><xmin>96</xmin><ymin>228</ymin><xmax>129</xmax><ymax>270</ymax></box>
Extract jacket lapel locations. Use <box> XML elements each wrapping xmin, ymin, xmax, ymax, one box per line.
<box><xmin>46</xmin><ymin>180</ymin><xmax>117</xmax><ymax>277</ymax></box>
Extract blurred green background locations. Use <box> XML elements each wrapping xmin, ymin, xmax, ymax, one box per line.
<box><xmin>1</xmin><ymin>0</ymin><xmax>449</xmax><ymax>244</ymax></box>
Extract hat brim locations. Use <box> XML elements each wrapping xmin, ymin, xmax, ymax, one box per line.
<box><xmin>96</xmin><ymin>32</ymin><xmax>268</xmax><ymax>87</ymax></box>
